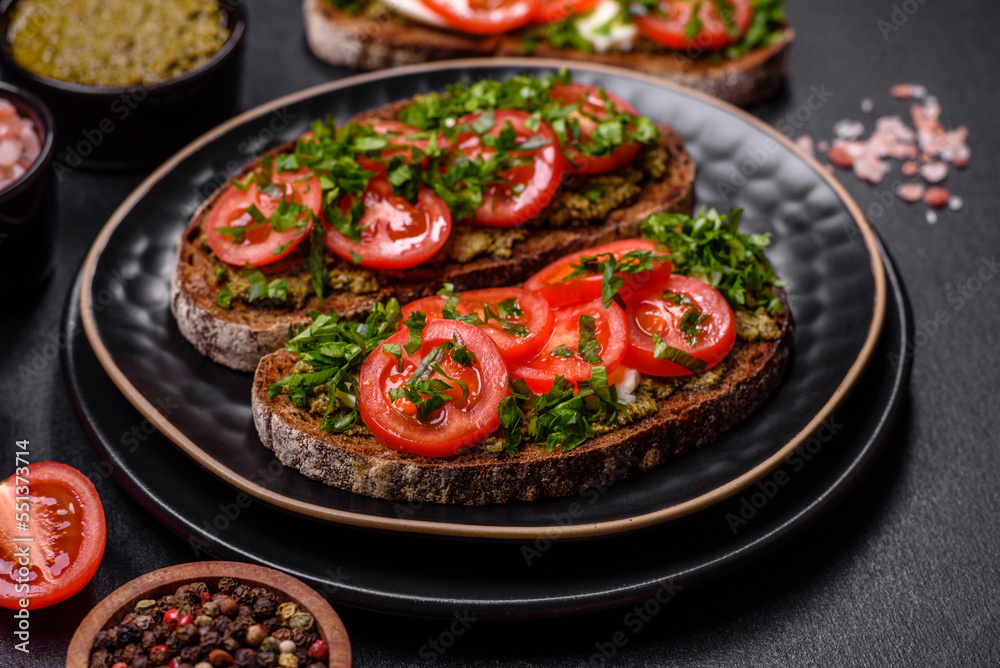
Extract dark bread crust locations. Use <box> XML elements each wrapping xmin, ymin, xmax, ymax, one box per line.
<box><xmin>170</xmin><ymin>111</ymin><xmax>696</xmax><ymax>371</ymax></box>
<box><xmin>251</xmin><ymin>296</ymin><xmax>793</xmax><ymax>505</ymax></box>
<box><xmin>303</xmin><ymin>0</ymin><xmax>793</xmax><ymax>107</ymax></box>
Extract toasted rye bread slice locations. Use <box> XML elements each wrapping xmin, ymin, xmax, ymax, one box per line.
<box><xmin>170</xmin><ymin>113</ymin><xmax>696</xmax><ymax>371</ymax></box>
<box><xmin>302</xmin><ymin>0</ymin><xmax>794</xmax><ymax>107</ymax></box>
<box><xmin>251</xmin><ymin>294</ymin><xmax>793</xmax><ymax>505</ymax></box>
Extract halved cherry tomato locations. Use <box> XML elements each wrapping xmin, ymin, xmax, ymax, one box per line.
<box><xmin>422</xmin><ymin>0</ymin><xmax>540</xmax><ymax>34</ymax></box>
<box><xmin>634</xmin><ymin>0</ymin><xmax>752</xmax><ymax>51</ymax></box>
<box><xmin>401</xmin><ymin>288</ymin><xmax>554</xmax><ymax>365</ymax></box>
<box><xmin>533</xmin><ymin>0</ymin><xmax>599</xmax><ymax>23</ymax></box>
<box><xmin>206</xmin><ymin>163</ymin><xmax>321</xmax><ymax>267</ymax></box>
<box><xmin>623</xmin><ymin>274</ymin><xmax>735</xmax><ymax>377</ymax></box>
<box><xmin>0</xmin><ymin>462</ymin><xmax>107</xmax><ymax>610</ymax></box>
<box><xmin>548</xmin><ymin>83</ymin><xmax>643</xmax><ymax>175</ymax></box>
<box><xmin>455</xmin><ymin>110</ymin><xmax>566</xmax><ymax>227</ymax></box>
<box><xmin>358</xmin><ymin>320</ymin><xmax>508</xmax><ymax>457</ymax></box>
<box><xmin>324</xmin><ymin>160</ymin><xmax>452</xmax><ymax>270</ymax></box>
<box><xmin>369</xmin><ymin>120</ymin><xmax>450</xmax><ymax>165</ymax></box>
<box><xmin>524</xmin><ymin>239</ymin><xmax>673</xmax><ymax>308</ymax></box>
<box><xmin>511</xmin><ymin>299</ymin><xmax>627</xmax><ymax>393</ymax></box>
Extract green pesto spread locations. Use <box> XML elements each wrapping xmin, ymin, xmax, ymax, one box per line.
<box><xmin>542</xmin><ymin>144</ymin><xmax>668</xmax><ymax>228</ymax></box>
<box><xmin>735</xmin><ymin>306</ymin><xmax>784</xmax><ymax>341</ymax></box>
<box><xmin>212</xmin><ymin>251</ymin><xmax>378</xmax><ymax>310</ymax></box>
<box><xmin>7</xmin><ymin>0</ymin><xmax>230</xmax><ymax>87</ymax></box>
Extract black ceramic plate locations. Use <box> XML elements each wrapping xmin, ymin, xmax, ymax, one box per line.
<box><xmin>78</xmin><ymin>60</ymin><xmax>886</xmax><ymax>539</ymax></box>
<box><xmin>63</xmin><ymin>242</ymin><xmax>909</xmax><ymax>619</ymax></box>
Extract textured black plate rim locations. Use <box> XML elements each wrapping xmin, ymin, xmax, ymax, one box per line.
<box><xmin>79</xmin><ymin>58</ymin><xmax>887</xmax><ymax>540</ymax></box>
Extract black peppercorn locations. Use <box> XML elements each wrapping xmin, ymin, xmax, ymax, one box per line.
<box><xmin>153</xmin><ymin>624</ymin><xmax>170</xmax><ymax>643</ymax></box>
<box><xmin>141</xmin><ymin>631</ymin><xmax>156</xmax><ymax>651</ymax></box>
<box><xmin>256</xmin><ymin>652</ymin><xmax>276</xmax><ymax>668</ymax></box>
<box><xmin>200</xmin><ymin>630</ymin><xmax>221</xmax><ymax>649</ymax></box>
<box><xmin>221</xmin><ymin>637</ymin><xmax>240</xmax><ymax>653</ymax></box>
<box><xmin>234</xmin><ymin>648</ymin><xmax>259</xmax><ymax>667</ymax></box>
<box><xmin>252</xmin><ymin>593</ymin><xmax>277</xmax><ymax>620</ymax></box>
<box><xmin>271</xmin><ymin>629</ymin><xmax>292</xmax><ymax>642</ymax></box>
<box><xmin>231</xmin><ymin>585</ymin><xmax>253</xmax><ymax>606</ymax></box>
<box><xmin>179</xmin><ymin>645</ymin><xmax>203</xmax><ymax>664</ymax></box>
<box><xmin>118</xmin><ymin>622</ymin><xmax>142</xmax><ymax>646</ymax></box>
<box><xmin>131</xmin><ymin>655</ymin><xmax>148</xmax><ymax>668</ymax></box>
<box><xmin>217</xmin><ymin>577</ymin><xmax>237</xmax><ymax>595</ymax></box>
<box><xmin>90</xmin><ymin>648</ymin><xmax>109</xmax><ymax>668</ymax></box>
<box><xmin>176</xmin><ymin>623</ymin><xmax>199</xmax><ymax>644</ymax></box>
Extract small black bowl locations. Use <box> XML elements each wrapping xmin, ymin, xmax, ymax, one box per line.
<box><xmin>0</xmin><ymin>80</ymin><xmax>56</xmax><ymax>299</ymax></box>
<box><xmin>0</xmin><ymin>0</ymin><xmax>247</xmax><ymax>170</ymax></box>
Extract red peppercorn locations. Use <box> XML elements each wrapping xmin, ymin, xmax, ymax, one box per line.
<box><xmin>309</xmin><ymin>639</ymin><xmax>328</xmax><ymax>660</ymax></box>
<box><xmin>168</xmin><ymin>659</ymin><xmax>181</xmax><ymax>668</ymax></box>
<box><xmin>178</xmin><ymin>613</ymin><xmax>194</xmax><ymax>627</ymax></box>
<box><xmin>163</xmin><ymin>608</ymin><xmax>179</xmax><ymax>628</ymax></box>
<box><xmin>112</xmin><ymin>663</ymin><xmax>128</xmax><ymax>668</ymax></box>
<box><xmin>200</xmin><ymin>591</ymin><xmax>212</xmax><ymax>604</ymax></box>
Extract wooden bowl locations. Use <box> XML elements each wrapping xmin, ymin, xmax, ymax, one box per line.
<box><xmin>67</xmin><ymin>561</ymin><xmax>351</xmax><ymax>668</ymax></box>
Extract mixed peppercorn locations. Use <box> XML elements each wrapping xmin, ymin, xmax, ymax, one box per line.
<box><xmin>89</xmin><ymin>577</ymin><xmax>329</xmax><ymax>668</ymax></box>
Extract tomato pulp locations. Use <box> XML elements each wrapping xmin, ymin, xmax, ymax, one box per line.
<box><xmin>358</xmin><ymin>320</ymin><xmax>509</xmax><ymax>456</ymax></box>
<box><xmin>401</xmin><ymin>288</ymin><xmax>555</xmax><ymax>365</ymax></box>
<box><xmin>324</xmin><ymin>166</ymin><xmax>452</xmax><ymax>269</ymax></box>
<box><xmin>0</xmin><ymin>462</ymin><xmax>107</xmax><ymax>610</ymax></box>
<box><xmin>533</xmin><ymin>0</ymin><xmax>600</xmax><ymax>23</ymax></box>
<box><xmin>455</xmin><ymin>110</ymin><xmax>566</xmax><ymax>227</ymax></box>
<box><xmin>524</xmin><ymin>239</ymin><xmax>673</xmax><ymax>307</ymax></box>
<box><xmin>206</xmin><ymin>164</ymin><xmax>321</xmax><ymax>267</ymax></box>
<box><xmin>623</xmin><ymin>274</ymin><xmax>736</xmax><ymax>376</ymax></box>
<box><xmin>548</xmin><ymin>83</ymin><xmax>644</xmax><ymax>175</ymax></box>
<box><xmin>634</xmin><ymin>0</ymin><xmax>753</xmax><ymax>51</ymax></box>
<box><xmin>421</xmin><ymin>0</ymin><xmax>540</xmax><ymax>34</ymax></box>
<box><xmin>511</xmin><ymin>299</ymin><xmax>628</xmax><ymax>392</ymax></box>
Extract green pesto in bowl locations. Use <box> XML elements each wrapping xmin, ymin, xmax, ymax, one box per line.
<box><xmin>6</xmin><ymin>0</ymin><xmax>230</xmax><ymax>87</ymax></box>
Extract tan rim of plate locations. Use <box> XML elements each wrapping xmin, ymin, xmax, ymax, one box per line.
<box><xmin>80</xmin><ymin>58</ymin><xmax>887</xmax><ymax>541</ymax></box>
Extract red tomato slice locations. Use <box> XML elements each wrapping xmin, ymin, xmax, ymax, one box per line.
<box><xmin>0</xmin><ymin>462</ymin><xmax>107</xmax><ymax>610</ymax></box>
<box><xmin>455</xmin><ymin>110</ymin><xmax>566</xmax><ymax>227</ymax></box>
<box><xmin>401</xmin><ymin>288</ymin><xmax>554</xmax><ymax>365</ymax></box>
<box><xmin>511</xmin><ymin>299</ymin><xmax>627</xmax><ymax>393</ymax></box>
<box><xmin>422</xmin><ymin>0</ymin><xmax>539</xmax><ymax>34</ymax></box>
<box><xmin>206</xmin><ymin>163</ymin><xmax>320</xmax><ymax>267</ymax></box>
<box><xmin>623</xmin><ymin>274</ymin><xmax>735</xmax><ymax>377</ymax></box>
<box><xmin>324</xmin><ymin>168</ymin><xmax>452</xmax><ymax>270</ymax></box>
<box><xmin>635</xmin><ymin>0</ymin><xmax>752</xmax><ymax>51</ymax></box>
<box><xmin>533</xmin><ymin>0</ymin><xmax>599</xmax><ymax>23</ymax></box>
<box><xmin>524</xmin><ymin>239</ymin><xmax>673</xmax><ymax>308</ymax></box>
<box><xmin>358</xmin><ymin>320</ymin><xmax>508</xmax><ymax>457</ymax></box>
<box><xmin>548</xmin><ymin>83</ymin><xmax>643</xmax><ymax>175</ymax></box>
<box><xmin>369</xmin><ymin>120</ymin><xmax>450</xmax><ymax>165</ymax></box>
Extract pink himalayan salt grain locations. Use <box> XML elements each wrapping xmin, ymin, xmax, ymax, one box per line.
<box><xmin>902</xmin><ymin>161</ymin><xmax>919</xmax><ymax>177</ymax></box>
<box><xmin>891</xmin><ymin>83</ymin><xmax>927</xmax><ymax>100</ymax></box>
<box><xmin>920</xmin><ymin>161</ymin><xmax>948</xmax><ymax>184</ymax></box>
<box><xmin>0</xmin><ymin>99</ymin><xmax>41</xmax><ymax>191</ymax></box>
<box><xmin>896</xmin><ymin>183</ymin><xmax>925</xmax><ymax>202</ymax></box>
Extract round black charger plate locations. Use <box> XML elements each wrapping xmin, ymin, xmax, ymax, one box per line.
<box><xmin>74</xmin><ymin>61</ymin><xmax>887</xmax><ymax>539</ymax></box>
<box><xmin>64</xmin><ymin>239</ymin><xmax>909</xmax><ymax>619</ymax></box>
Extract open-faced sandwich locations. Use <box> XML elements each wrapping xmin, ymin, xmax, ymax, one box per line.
<box><xmin>171</xmin><ymin>71</ymin><xmax>696</xmax><ymax>371</ymax></box>
<box><xmin>170</xmin><ymin>71</ymin><xmax>792</xmax><ymax>505</ymax></box>
<box><xmin>303</xmin><ymin>0</ymin><xmax>792</xmax><ymax>107</ymax></box>
<box><xmin>252</xmin><ymin>207</ymin><xmax>791</xmax><ymax>504</ymax></box>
